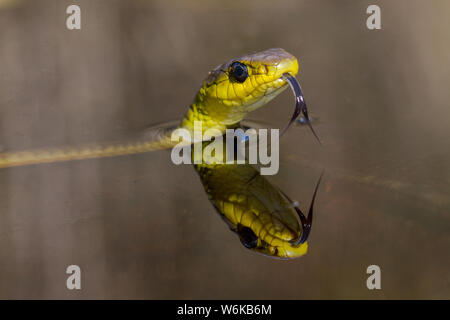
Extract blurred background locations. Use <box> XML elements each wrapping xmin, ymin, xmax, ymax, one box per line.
<box><xmin>0</xmin><ymin>0</ymin><xmax>449</xmax><ymax>299</ymax></box>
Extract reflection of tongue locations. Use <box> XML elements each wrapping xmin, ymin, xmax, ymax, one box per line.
<box><xmin>281</xmin><ymin>73</ymin><xmax>321</xmax><ymax>145</ymax></box>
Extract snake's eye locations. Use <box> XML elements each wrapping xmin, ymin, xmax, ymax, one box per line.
<box><xmin>229</xmin><ymin>61</ymin><xmax>248</xmax><ymax>83</ymax></box>
<box><xmin>237</xmin><ymin>225</ymin><xmax>258</xmax><ymax>249</ymax></box>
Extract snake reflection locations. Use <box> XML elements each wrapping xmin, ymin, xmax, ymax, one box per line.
<box><xmin>193</xmin><ymin>137</ymin><xmax>322</xmax><ymax>259</ymax></box>
<box><xmin>0</xmin><ymin>48</ymin><xmax>323</xmax><ymax>259</ymax></box>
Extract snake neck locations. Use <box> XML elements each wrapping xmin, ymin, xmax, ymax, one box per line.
<box><xmin>180</xmin><ymin>100</ymin><xmax>245</xmax><ymax>137</ymax></box>
<box><xmin>181</xmin><ymin>103</ymin><xmax>225</xmax><ymax>135</ymax></box>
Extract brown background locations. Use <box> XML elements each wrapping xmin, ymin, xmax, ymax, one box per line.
<box><xmin>0</xmin><ymin>0</ymin><xmax>449</xmax><ymax>299</ymax></box>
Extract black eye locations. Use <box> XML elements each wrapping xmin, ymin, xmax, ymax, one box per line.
<box><xmin>237</xmin><ymin>225</ymin><xmax>258</xmax><ymax>249</ymax></box>
<box><xmin>229</xmin><ymin>61</ymin><xmax>248</xmax><ymax>83</ymax></box>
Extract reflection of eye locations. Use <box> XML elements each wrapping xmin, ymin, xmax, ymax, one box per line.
<box><xmin>229</xmin><ymin>61</ymin><xmax>248</xmax><ymax>83</ymax></box>
<box><xmin>237</xmin><ymin>225</ymin><xmax>258</xmax><ymax>249</ymax></box>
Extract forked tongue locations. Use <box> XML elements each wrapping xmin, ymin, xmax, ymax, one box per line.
<box><xmin>281</xmin><ymin>73</ymin><xmax>321</xmax><ymax>144</ymax></box>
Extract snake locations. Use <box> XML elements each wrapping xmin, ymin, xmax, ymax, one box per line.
<box><xmin>0</xmin><ymin>48</ymin><xmax>322</xmax><ymax>259</ymax></box>
<box><xmin>0</xmin><ymin>48</ymin><xmax>318</xmax><ymax>168</ymax></box>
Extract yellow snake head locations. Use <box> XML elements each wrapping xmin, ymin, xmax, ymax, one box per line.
<box><xmin>182</xmin><ymin>48</ymin><xmax>299</xmax><ymax>131</ymax></box>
